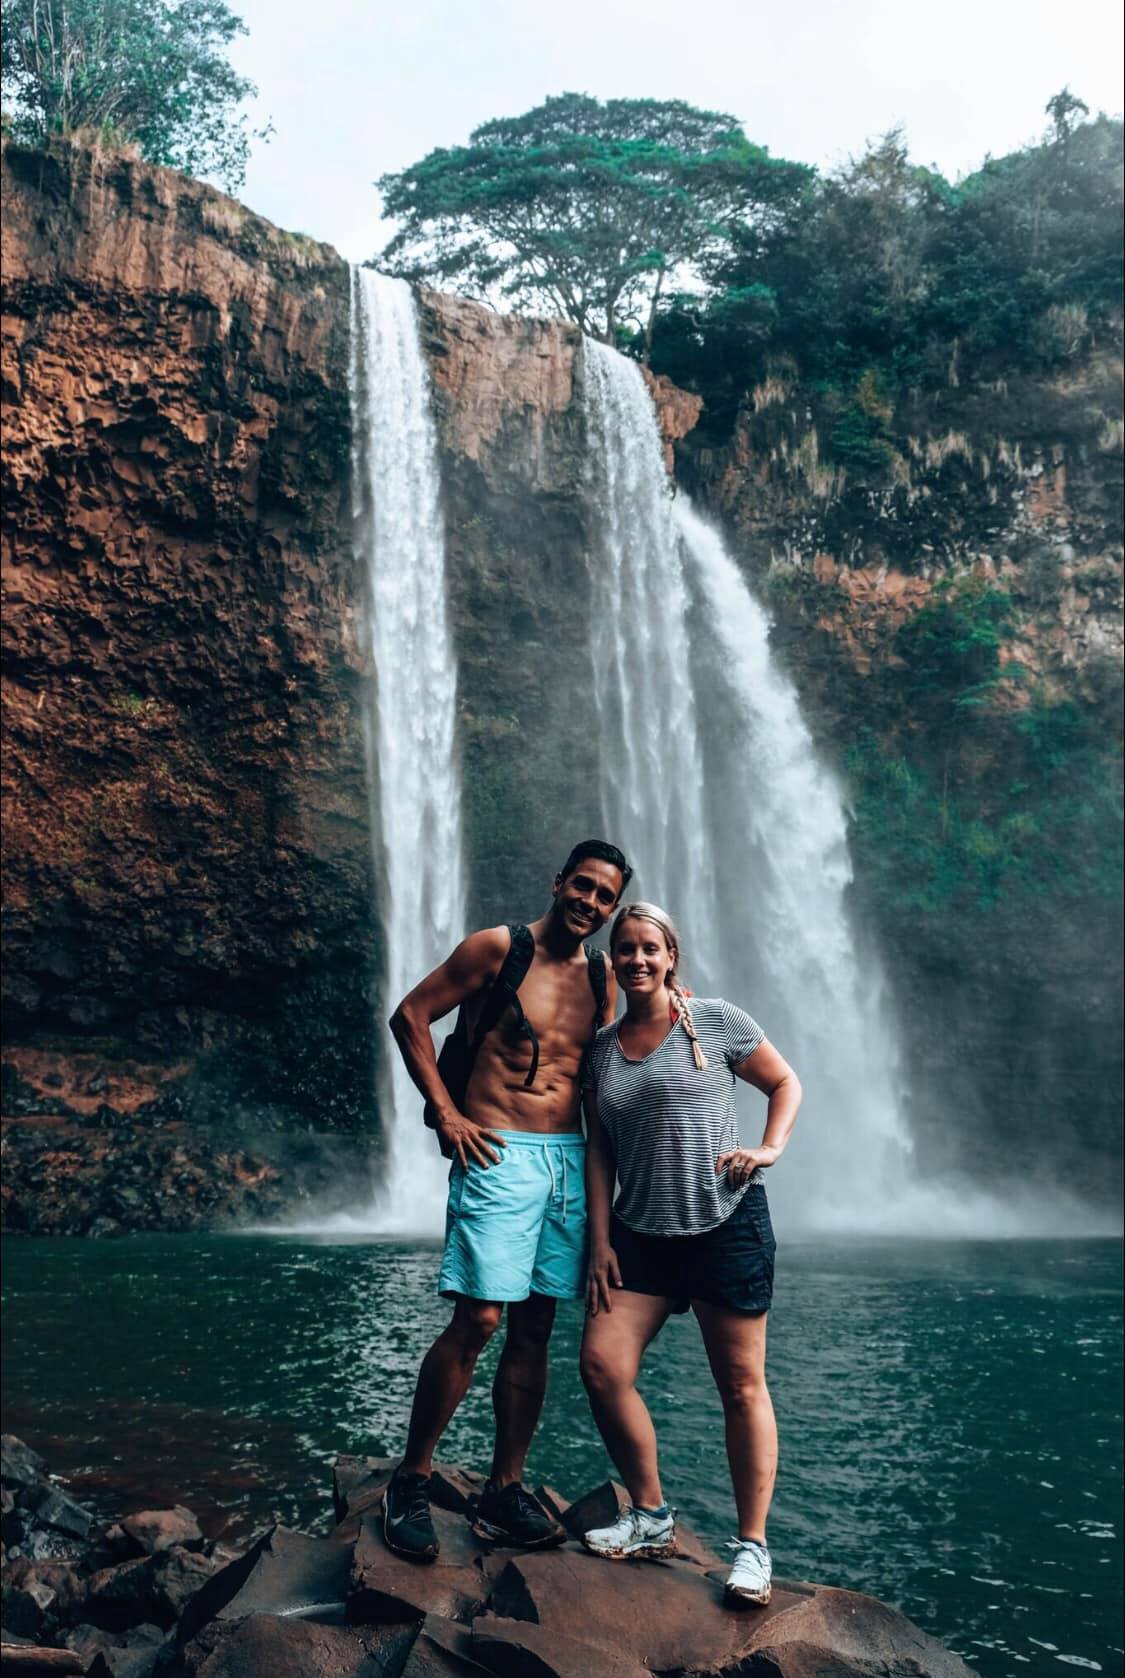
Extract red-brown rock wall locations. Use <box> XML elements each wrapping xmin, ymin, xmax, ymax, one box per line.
<box><xmin>1</xmin><ymin>139</ymin><xmax>376</xmax><ymax>1216</ymax></box>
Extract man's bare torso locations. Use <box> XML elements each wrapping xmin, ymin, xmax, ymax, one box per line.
<box><xmin>462</xmin><ymin>936</ymin><xmax>601</xmax><ymax>1135</ymax></box>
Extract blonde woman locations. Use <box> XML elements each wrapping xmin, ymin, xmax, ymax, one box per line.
<box><xmin>579</xmin><ymin>902</ymin><xmax>801</xmax><ymax>1606</ymax></box>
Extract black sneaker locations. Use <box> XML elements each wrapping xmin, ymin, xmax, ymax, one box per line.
<box><xmin>469</xmin><ymin>1480</ymin><xmax>566</xmax><ymax>1549</ymax></box>
<box><xmin>382</xmin><ymin>1468</ymin><xmax>439</xmax><ymax>1562</ymax></box>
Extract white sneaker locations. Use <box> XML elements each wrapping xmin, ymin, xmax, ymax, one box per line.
<box><xmin>582</xmin><ymin>1504</ymin><xmax>676</xmax><ymax>1560</ymax></box>
<box><xmin>725</xmin><ymin>1537</ymin><xmax>772</xmax><ymax>1605</ymax></box>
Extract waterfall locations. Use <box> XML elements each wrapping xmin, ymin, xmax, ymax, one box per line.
<box><xmin>583</xmin><ymin>342</ymin><xmax>723</xmax><ymax>988</ymax></box>
<box><xmin>347</xmin><ymin>268</ymin><xmax>466</xmax><ymax>1234</ymax></box>
<box><xmin>582</xmin><ymin>340</ymin><xmax>916</xmax><ymax>1228</ymax></box>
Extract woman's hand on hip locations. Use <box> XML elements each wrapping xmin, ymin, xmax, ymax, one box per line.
<box><xmin>715</xmin><ymin>1145</ymin><xmax>779</xmax><ymax>1186</ymax></box>
<box><xmin>586</xmin><ymin>1246</ymin><xmax>622</xmax><ymax>1316</ymax></box>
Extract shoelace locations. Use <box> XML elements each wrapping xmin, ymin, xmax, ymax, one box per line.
<box><xmin>397</xmin><ymin>1479</ymin><xmax>430</xmax><ymax>1522</ymax></box>
<box><xmin>727</xmin><ymin>1538</ymin><xmax>769</xmax><ymax>1559</ymax></box>
<box><xmin>510</xmin><ymin>1485</ymin><xmax>545</xmax><ymax>1521</ymax></box>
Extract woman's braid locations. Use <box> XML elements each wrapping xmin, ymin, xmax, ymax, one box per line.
<box><xmin>669</xmin><ymin>979</ymin><xmax>708</xmax><ymax>1071</ymax></box>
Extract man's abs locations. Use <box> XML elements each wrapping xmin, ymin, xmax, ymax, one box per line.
<box><xmin>463</xmin><ymin>1036</ymin><xmax>584</xmax><ymax>1135</ymax></box>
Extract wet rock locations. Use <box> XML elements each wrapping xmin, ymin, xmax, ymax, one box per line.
<box><xmin>176</xmin><ymin>1527</ymin><xmax>353</xmax><ymax>1646</ymax></box>
<box><xmin>425</xmin><ymin>1471</ymin><xmax>485</xmax><ymax>1519</ymax></box>
<box><xmin>332</xmin><ymin>1460</ymin><xmax>397</xmax><ymax>1527</ymax></box>
<box><xmin>736</xmin><ymin>1581</ymin><xmax>974</xmax><ymax>1678</ymax></box>
<box><xmin>555</xmin><ymin>1479</ymin><xmax>627</xmax><ymax>1543</ymax></box>
<box><xmin>119</xmin><ymin>1509</ymin><xmax>203</xmax><ymax>1557</ymax></box>
<box><xmin>1</xmin><ymin>1561</ymin><xmax>85</xmax><ymax>1636</ymax></box>
<box><xmin>81</xmin><ymin>1547</ymin><xmax>218</xmax><ymax>1633</ymax></box>
<box><xmin>400</xmin><ymin>1614</ymin><xmax>486</xmax><ymax>1676</ymax></box>
<box><xmin>20</xmin><ymin>1487</ymin><xmax>94</xmax><ymax>1544</ymax></box>
<box><xmin>347</xmin><ymin>1517</ymin><xmax>487</xmax><ymax>1628</ymax></box>
<box><xmin>62</xmin><ymin>1621</ymin><xmax>168</xmax><ymax>1678</ymax></box>
<box><xmin>0</xmin><ymin>1573</ymin><xmax>56</xmax><ymax>1638</ymax></box>
<box><xmin>154</xmin><ymin>1547</ymin><xmax>220</xmax><ymax>1623</ymax></box>
<box><xmin>486</xmin><ymin>1547</ymin><xmax>819</xmax><ymax>1675</ymax></box>
<box><xmin>471</xmin><ymin>1614</ymin><xmax>650</xmax><ymax>1678</ymax></box>
<box><xmin>80</xmin><ymin>1557</ymin><xmax>164</xmax><ymax>1633</ymax></box>
<box><xmin>183</xmin><ymin>1614</ymin><xmax>414</xmax><ymax>1678</ymax></box>
<box><xmin>486</xmin><ymin>1545</ymin><xmax>973</xmax><ymax>1678</ymax></box>
<box><xmin>0</xmin><ymin>1440</ymin><xmax>47</xmax><ymax>1493</ymax></box>
<box><xmin>0</xmin><ymin>1645</ymin><xmax>86</xmax><ymax>1674</ymax></box>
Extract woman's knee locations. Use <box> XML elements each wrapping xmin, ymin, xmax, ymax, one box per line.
<box><xmin>580</xmin><ymin>1343</ymin><xmax>632</xmax><ymax>1396</ymax></box>
<box><xmin>715</xmin><ymin>1365</ymin><xmax>768</xmax><ymax>1413</ymax></box>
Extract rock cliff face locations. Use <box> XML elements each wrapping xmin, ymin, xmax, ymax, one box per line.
<box><xmin>1</xmin><ymin>139</ymin><xmax>375</xmax><ymax>1226</ymax></box>
<box><xmin>680</xmin><ymin>364</ymin><xmax>1123</xmax><ymax>1201</ymax></box>
<box><xmin>1</xmin><ymin>141</ymin><xmax>703</xmax><ymax>1229</ymax></box>
<box><xmin>2</xmin><ymin>139</ymin><xmax>1120</xmax><ymax>1227</ymax></box>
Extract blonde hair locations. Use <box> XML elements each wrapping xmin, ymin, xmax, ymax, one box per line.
<box><xmin>609</xmin><ymin>902</ymin><xmax>708</xmax><ymax>1071</ymax></box>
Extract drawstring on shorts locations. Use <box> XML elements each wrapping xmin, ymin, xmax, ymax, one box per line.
<box><xmin>541</xmin><ymin>1142</ymin><xmax>569</xmax><ymax>1222</ymax></box>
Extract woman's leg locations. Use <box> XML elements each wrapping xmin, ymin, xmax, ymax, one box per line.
<box><xmin>693</xmin><ymin>1303</ymin><xmax>776</xmax><ymax>1541</ymax></box>
<box><xmin>580</xmin><ymin>1291</ymin><xmax>673</xmax><ymax>1508</ymax></box>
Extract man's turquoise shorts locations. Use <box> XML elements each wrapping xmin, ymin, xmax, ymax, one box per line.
<box><xmin>438</xmin><ymin>1130</ymin><xmax>587</xmax><ymax>1302</ymax></box>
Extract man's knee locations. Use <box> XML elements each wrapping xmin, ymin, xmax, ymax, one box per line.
<box><xmin>506</xmin><ymin>1294</ymin><xmax>556</xmax><ymax>1351</ymax></box>
<box><xmin>449</xmin><ymin>1298</ymin><xmax>503</xmax><ymax>1351</ymax></box>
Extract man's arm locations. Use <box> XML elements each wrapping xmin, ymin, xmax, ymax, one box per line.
<box><xmin>715</xmin><ymin>1039</ymin><xmax>802</xmax><ymax>1187</ymax></box>
<box><xmin>388</xmin><ymin>925</ymin><xmax>510</xmax><ymax>1169</ymax></box>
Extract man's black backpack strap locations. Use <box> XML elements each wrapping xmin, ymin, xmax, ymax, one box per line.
<box><xmin>469</xmin><ymin>924</ymin><xmax>539</xmax><ymax>1089</ymax></box>
<box><xmin>585</xmin><ymin>943</ymin><xmax>608</xmax><ymax>1026</ymax></box>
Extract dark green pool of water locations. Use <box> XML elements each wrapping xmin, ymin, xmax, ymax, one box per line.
<box><xmin>2</xmin><ymin>1235</ymin><xmax>1120</xmax><ymax>1678</ymax></box>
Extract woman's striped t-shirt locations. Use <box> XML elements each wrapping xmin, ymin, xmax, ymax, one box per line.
<box><xmin>582</xmin><ymin>998</ymin><xmax>766</xmax><ymax>1237</ymax></box>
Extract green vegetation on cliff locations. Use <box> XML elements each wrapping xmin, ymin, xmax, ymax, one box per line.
<box><xmin>650</xmin><ymin>99</ymin><xmax>1123</xmax><ymax>448</ymax></box>
<box><xmin>0</xmin><ymin>0</ymin><xmax>265</xmax><ymax>188</ymax></box>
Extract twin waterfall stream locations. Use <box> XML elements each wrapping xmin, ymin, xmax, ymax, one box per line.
<box><xmin>335</xmin><ymin>268</ymin><xmax>969</xmax><ymax>1238</ymax></box>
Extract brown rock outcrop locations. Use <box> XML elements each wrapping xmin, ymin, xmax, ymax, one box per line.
<box><xmin>1</xmin><ymin>136</ymin><xmax>376</xmax><ymax>1199</ymax></box>
<box><xmin>3</xmin><ymin>1439</ymin><xmax>972</xmax><ymax>1678</ymax></box>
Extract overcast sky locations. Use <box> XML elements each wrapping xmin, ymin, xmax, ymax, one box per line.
<box><xmin>225</xmin><ymin>0</ymin><xmax>1125</xmax><ymax>261</ymax></box>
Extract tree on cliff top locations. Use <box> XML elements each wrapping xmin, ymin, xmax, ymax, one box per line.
<box><xmin>1</xmin><ymin>0</ymin><xmax>266</xmax><ymax>190</ymax></box>
<box><xmin>376</xmin><ymin>92</ymin><xmax>812</xmax><ymax>358</ymax></box>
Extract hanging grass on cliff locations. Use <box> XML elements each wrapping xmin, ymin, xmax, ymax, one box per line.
<box><xmin>0</xmin><ymin>0</ymin><xmax>269</xmax><ymax>190</ymax></box>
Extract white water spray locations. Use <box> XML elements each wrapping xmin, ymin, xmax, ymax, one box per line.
<box><xmin>343</xmin><ymin>268</ymin><xmax>466</xmax><ymax>1234</ymax></box>
<box><xmin>582</xmin><ymin>340</ymin><xmax>925</xmax><ymax>1228</ymax></box>
<box><xmin>583</xmin><ymin>342</ymin><xmax>722</xmax><ymax>985</ymax></box>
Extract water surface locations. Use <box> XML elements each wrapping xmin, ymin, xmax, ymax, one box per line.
<box><xmin>2</xmin><ymin>1235</ymin><xmax>1120</xmax><ymax>1678</ymax></box>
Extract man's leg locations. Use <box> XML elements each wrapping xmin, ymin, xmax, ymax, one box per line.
<box><xmin>693</xmin><ymin>1302</ymin><xmax>775</xmax><ymax>1541</ymax></box>
<box><xmin>400</xmin><ymin>1295</ymin><xmax>503</xmax><ymax>1478</ymax></box>
<box><xmin>489</xmin><ymin>1292</ymin><xmax>556</xmax><ymax>1487</ymax></box>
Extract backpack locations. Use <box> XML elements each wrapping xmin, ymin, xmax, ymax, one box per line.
<box><xmin>423</xmin><ymin>922</ymin><xmax>609</xmax><ymax>1156</ymax></box>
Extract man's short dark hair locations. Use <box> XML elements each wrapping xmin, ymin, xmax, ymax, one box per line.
<box><xmin>559</xmin><ymin>839</ymin><xmax>633</xmax><ymax>892</ymax></box>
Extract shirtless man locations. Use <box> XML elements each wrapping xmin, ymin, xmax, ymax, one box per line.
<box><xmin>383</xmin><ymin>839</ymin><xmax>631</xmax><ymax>1560</ymax></box>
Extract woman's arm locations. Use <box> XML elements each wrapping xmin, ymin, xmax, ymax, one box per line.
<box><xmin>716</xmin><ymin>1038</ymin><xmax>803</xmax><ymax>1188</ymax></box>
<box><xmin>584</xmin><ymin>1095</ymin><xmax>621</xmax><ymax>1314</ymax></box>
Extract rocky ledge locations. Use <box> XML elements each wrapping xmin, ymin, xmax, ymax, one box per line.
<box><xmin>1</xmin><ymin>1435</ymin><xmax>970</xmax><ymax>1678</ymax></box>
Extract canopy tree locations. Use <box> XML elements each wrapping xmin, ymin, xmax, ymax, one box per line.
<box><xmin>0</xmin><ymin>0</ymin><xmax>265</xmax><ymax>189</ymax></box>
<box><xmin>376</xmin><ymin>92</ymin><xmax>812</xmax><ymax>357</ymax></box>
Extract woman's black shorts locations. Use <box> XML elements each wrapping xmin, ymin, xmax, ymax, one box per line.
<box><xmin>609</xmin><ymin>1185</ymin><xmax>776</xmax><ymax>1316</ymax></box>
